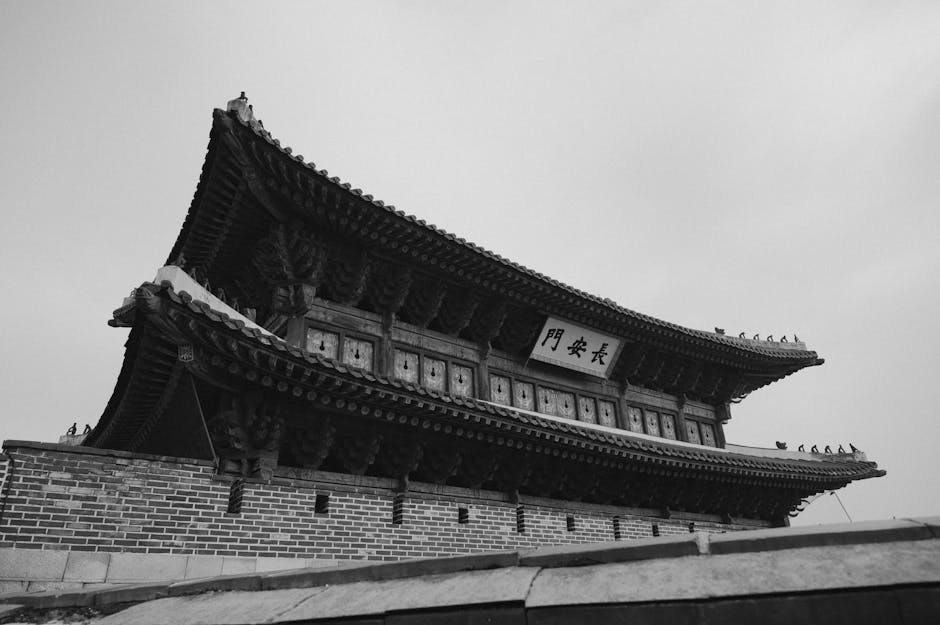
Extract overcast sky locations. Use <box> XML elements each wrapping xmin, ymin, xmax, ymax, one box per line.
<box><xmin>1</xmin><ymin>1</ymin><xmax>938</xmax><ymax>526</ymax></box>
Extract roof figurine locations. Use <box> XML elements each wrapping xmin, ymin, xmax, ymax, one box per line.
<box><xmin>79</xmin><ymin>97</ymin><xmax>883</xmax><ymax>528</ymax></box>
<box><xmin>226</xmin><ymin>90</ymin><xmax>252</xmax><ymax>123</ymax></box>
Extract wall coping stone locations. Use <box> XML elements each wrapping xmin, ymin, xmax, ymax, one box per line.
<box><xmin>93</xmin><ymin>581</ymin><xmax>170</xmax><ymax>607</ymax></box>
<box><xmin>259</xmin><ymin>561</ymin><xmax>377</xmax><ymax>592</ymax></box>
<box><xmin>1</xmin><ymin>440</ymin><xmax>215</xmax><ymax>467</ymax></box>
<box><xmin>707</xmin><ymin>518</ymin><xmax>931</xmax><ymax>554</ymax></box>
<box><xmin>519</xmin><ymin>533</ymin><xmax>703</xmax><ymax>568</ymax></box>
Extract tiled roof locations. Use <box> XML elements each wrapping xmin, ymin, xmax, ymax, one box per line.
<box><xmin>168</xmin><ymin>109</ymin><xmax>822</xmax><ymax>367</ymax></box>
<box><xmin>91</xmin><ymin>280</ymin><xmax>881</xmax><ymax>484</ymax></box>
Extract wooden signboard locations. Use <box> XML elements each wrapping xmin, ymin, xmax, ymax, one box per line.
<box><xmin>529</xmin><ymin>317</ymin><xmax>621</xmax><ymax>379</ymax></box>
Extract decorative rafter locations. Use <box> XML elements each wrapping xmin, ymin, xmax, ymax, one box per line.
<box><xmin>376</xmin><ymin>436</ymin><xmax>424</xmax><ymax>483</ymax></box>
<box><xmin>250</xmin><ymin>221</ymin><xmax>327</xmax><ymax>317</ymax></box>
<box><xmin>399</xmin><ymin>275</ymin><xmax>447</xmax><ymax>329</ymax></box>
<box><xmin>415</xmin><ymin>442</ymin><xmax>462</xmax><ymax>485</ymax></box>
<box><xmin>434</xmin><ymin>288</ymin><xmax>482</xmax><ymax>336</ymax></box>
<box><xmin>324</xmin><ymin>244</ymin><xmax>371</xmax><ymax>306</ymax></box>
<box><xmin>334</xmin><ymin>428</ymin><xmax>383</xmax><ymax>475</ymax></box>
<box><xmin>208</xmin><ymin>388</ymin><xmax>284</xmax><ymax>480</ymax></box>
<box><xmin>457</xmin><ymin>445</ymin><xmax>498</xmax><ymax>489</ymax></box>
<box><xmin>467</xmin><ymin>297</ymin><xmax>509</xmax><ymax>348</ymax></box>
<box><xmin>284</xmin><ymin>417</ymin><xmax>335</xmax><ymax>470</ymax></box>
<box><xmin>494</xmin><ymin>306</ymin><xmax>543</xmax><ymax>355</ymax></box>
<box><xmin>366</xmin><ymin>261</ymin><xmax>413</xmax><ymax>315</ymax></box>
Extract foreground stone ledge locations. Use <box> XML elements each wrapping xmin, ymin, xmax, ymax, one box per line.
<box><xmin>0</xmin><ymin>517</ymin><xmax>938</xmax><ymax>619</ymax></box>
<box><xmin>92</xmin><ymin>581</ymin><xmax>170</xmax><ymax>607</ymax></box>
<box><xmin>95</xmin><ymin>588</ymin><xmax>330</xmax><ymax>625</ymax></box>
<box><xmin>101</xmin><ymin>568</ymin><xmax>541</xmax><ymax>625</ymax></box>
<box><xmin>276</xmin><ymin>568</ymin><xmax>540</xmax><ymax>623</ymax></box>
<box><xmin>525</xmin><ymin>540</ymin><xmax>940</xmax><ymax>607</ymax></box>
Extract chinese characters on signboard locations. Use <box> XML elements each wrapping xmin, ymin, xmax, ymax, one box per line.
<box><xmin>529</xmin><ymin>317</ymin><xmax>621</xmax><ymax>379</ymax></box>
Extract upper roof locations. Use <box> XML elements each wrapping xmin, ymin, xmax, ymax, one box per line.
<box><xmin>164</xmin><ymin>103</ymin><xmax>822</xmax><ymax>402</ymax></box>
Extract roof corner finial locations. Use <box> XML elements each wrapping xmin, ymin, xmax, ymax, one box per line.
<box><xmin>226</xmin><ymin>91</ymin><xmax>252</xmax><ymax>123</ymax></box>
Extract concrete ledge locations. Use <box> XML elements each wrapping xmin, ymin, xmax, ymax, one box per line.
<box><xmin>256</xmin><ymin>551</ymin><xmax>520</xmax><ymax>592</ymax></box>
<box><xmin>519</xmin><ymin>534</ymin><xmax>701</xmax><ymax>568</ymax></box>
<box><xmin>278</xmin><ymin>568</ymin><xmax>540</xmax><ymax>623</ymax></box>
<box><xmin>0</xmin><ymin>587</ymin><xmax>97</xmax><ymax>609</ymax></box>
<box><xmin>0</xmin><ymin>547</ymin><xmax>336</xmax><ymax>589</ymax></box>
<box><xmin>96</xmin><ymin>588</ymin><xmax>328</xmax><ymax>625</ymax></box>
<box><xmin>107</xmin><ymin>553</ymin><xmax>187</xmax><ymax>583</ymax></box>
<box><xmin>371</xmin><ymin>550</ymin><xmax>520</xmax><ymax>581</ymax></box>
<box><xmin>63</xmin><ymin>551</ymin><xmax>110</xmax><ymax>583</ymax></box>
<box><xmin>707</xmin><ymin>518</ymin><xmax>931</xmax><ymax>554</ymax></box>
<box><xmin>0</xmin><ymin>548</ymin><xmax>69</xmax><ymax>581</ymax></box>
<box><xmin>259</xmin><ymin>561</ymin><xmax>376</xmax><ymax>591</ymax></box>
<box><xmin>94</xmin><ymin>582</ymin><xmax>169</xmax><ymax>607</ymax></box>
<box><xmin>169</xmin><ymin>572</ymin><xmax>264</xmax><ymax>596</ymax></box>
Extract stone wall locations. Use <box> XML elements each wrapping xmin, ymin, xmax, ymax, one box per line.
<box><xmin>0</xmin><ymin>441</ymin><xmax>758</xmax><ymax>588</ymax></box>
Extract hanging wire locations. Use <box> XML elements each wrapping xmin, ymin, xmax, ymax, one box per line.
<box><xmin>830</xmin><ymin>491</ymin><xmax>854</xmax><ymax>522</ymax></box>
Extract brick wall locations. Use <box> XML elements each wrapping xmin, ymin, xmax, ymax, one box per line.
<box><xmin>0</xmin><ymin>453</ymin><xmax>8</xmax><ymax>524</ymax></box>
<box><xmin>0</xmin><ymin>442</ymin><xmax>758</xmax><ymax>561</ymax></box>
<box><xmin>0</xmin><ymin>453</ymin><xmax>8</xmax><ymax>501</ymax></box>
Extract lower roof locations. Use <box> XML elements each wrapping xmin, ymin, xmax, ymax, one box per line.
<box><xmin>86</xmin><ymin>277</ymin><xmax>883</xmax><ymax>489</ymax></box>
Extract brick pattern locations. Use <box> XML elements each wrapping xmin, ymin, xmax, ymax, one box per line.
<box><xmin>0</xmin><ymin>455</ymin><xmax>8</xmax><ymax>504</ymax></box>
<box><xmin>0</xmin><ymin>445</ymin><xmax>747</xmax><ymax>560</ymax></box>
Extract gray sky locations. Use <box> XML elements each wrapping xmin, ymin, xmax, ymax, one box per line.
<box><xmin>1</xmin><ymin>1</ymin><xmax>938</xmax><ymax>526</ymax></box>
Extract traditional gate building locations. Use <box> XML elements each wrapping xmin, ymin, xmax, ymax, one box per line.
<box><xmin>0</xmin><ymin>96</ymin><xmax>884</xmax><ymax>581</ymax></box>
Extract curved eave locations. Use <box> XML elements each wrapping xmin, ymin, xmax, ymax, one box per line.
<box><xmin>85</xmin><ymin>319</ymin><xmax>183</xmax><ymax>451</ymax></box>
<box><xmin>100</xmin><ymin>281</ymin><xmax>880</xmax><ymax>486</ymax></box>
<box><xmin>166</xmin><ymin>109</ymin><xmax>822</xmax><ymax>378</ymax></box>
<box><xmin>166</xmin><ymin>116</ymin><xmax>226</xmax><ymax>267</ymax></box>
